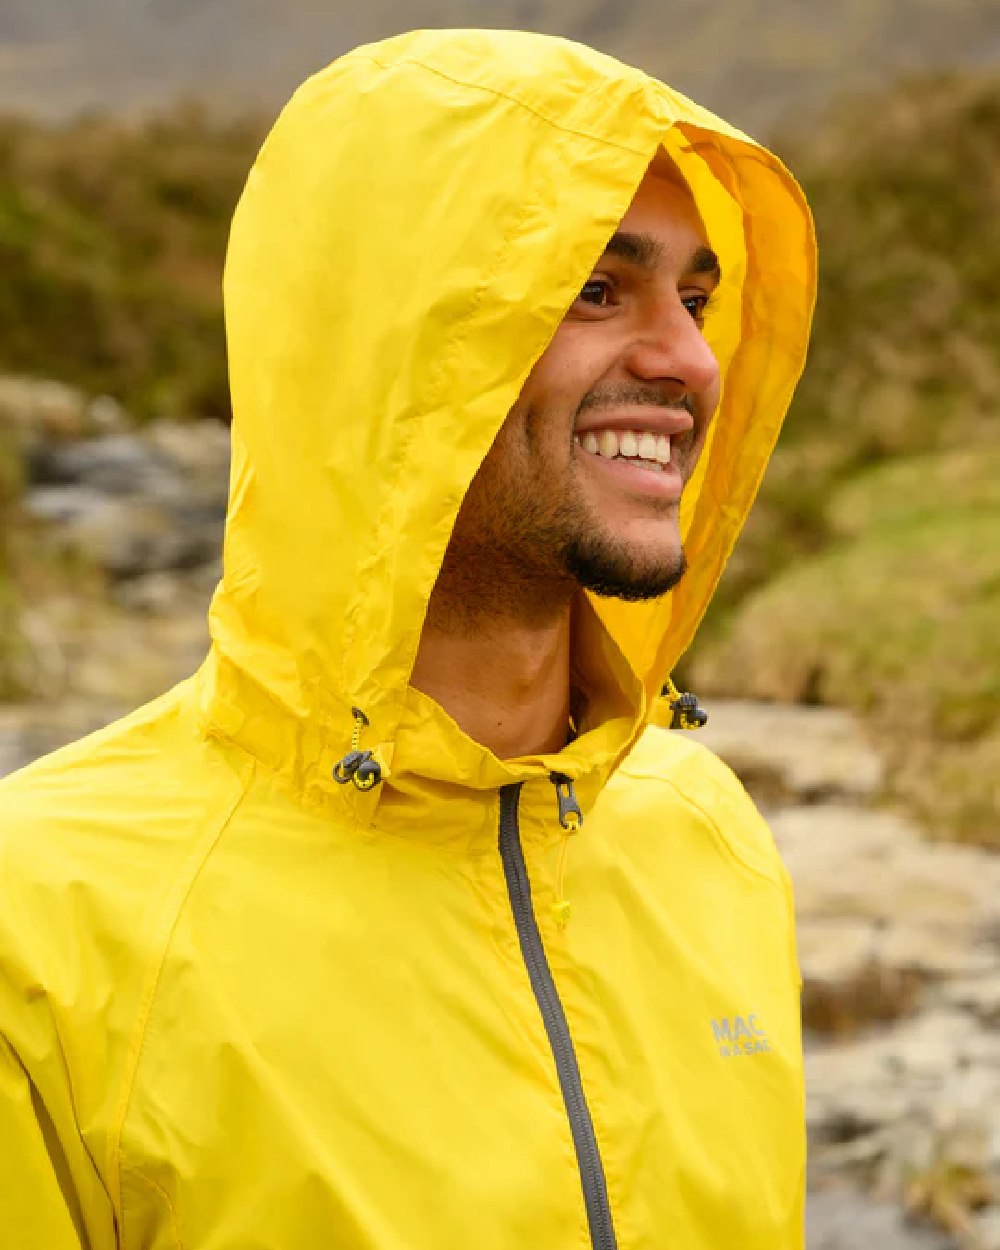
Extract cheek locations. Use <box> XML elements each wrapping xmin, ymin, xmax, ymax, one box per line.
<box><xmin>523</xmin><ymin>324</ymin><xmax>619</xmax><ymax>409</ymax></box>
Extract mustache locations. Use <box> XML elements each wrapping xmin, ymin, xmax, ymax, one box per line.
<box><xmin>576</xmin><ymin>387</ymin><xmax>695</xmax><ymax>418</ymax></box>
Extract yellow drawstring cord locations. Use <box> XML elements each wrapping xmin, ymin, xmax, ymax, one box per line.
<box><xmin>552</xmin><ymin>829</ymin><xmax>576</xmax><ymax>928</ymax></box>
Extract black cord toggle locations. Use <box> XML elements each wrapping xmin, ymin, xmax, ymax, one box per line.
<box><xmin>668</xmin><ymin>690</ymin><xmax>709</xmax><ymax>730</ymax></box>
<box><xmin>332</xmin><ymin>706</ymin><xmax>383</xmax><ymax>790</ymax></box>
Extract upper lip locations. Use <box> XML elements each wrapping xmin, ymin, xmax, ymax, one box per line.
<box><xmin>574</xmin><ymin>409</ymin><xmax>695</xmax><ymax>440</ymax></box>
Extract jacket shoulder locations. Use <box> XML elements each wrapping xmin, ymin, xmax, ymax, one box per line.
<box><xmin>1</xmin><ymin>679</ymin><xmax>245</xmax><ymax>866</ymax></box>
<box><xmin>613</xmin><ymin>722</ymin><xmax>787</xmax><ymax>885</ymax></box>
<box><xmin>0</xmin><ymin>679</ymin><xmax>250</xmax><ymax>1017</ymax></box>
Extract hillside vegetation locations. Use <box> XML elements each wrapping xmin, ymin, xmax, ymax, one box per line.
<box><xmin>0</xmin><ymin>105</ymin><xmax>257</xmax><ymax>419</ymax></box>
<box><xmin>1</xmin><ymin>73</ymin><xmax>999</xmax><ymax>839</ymax></box>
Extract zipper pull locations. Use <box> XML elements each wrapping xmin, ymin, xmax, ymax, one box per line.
<box><xmin>550</xmin><ymin>773</ymin><xmax>582</xmax><ymax>928</ymax></box>
<box><xmin>550</xmin><ymin>772</ymin><xmax>583</xmax><ymax>831</ymax></box>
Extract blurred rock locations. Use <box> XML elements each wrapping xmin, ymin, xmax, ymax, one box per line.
<box><xmin>112</xmin><ymin>567</ymin><xmax>220</xmax><ymax>616</ymax></box>
<box><xmin>29</xmin><ymin>434</ymin><xmax>186</xmax><ymax>498</ymax></box>
<box><xmin>0</xmin><ymin>375</ymin><xmax>90</xmax><ymax>452</ymax></box>
<box><xmin>146</xmin><ymin>417</ymin><xmax>230</xmax><ymax>485</ymax></box>
<box><xmin>806</xmin><ymin>1186</ymin><xmax>955</xmax><ymax>1249</ymax></box>
<box><xmin>975</xmin><ymin>1209</ymin><xmax>1000</xmax><ymax>1250</ymax></box>
<box><xmin>85</xmin><ymin>394</ymin><xmax>128</xmax><ymax>435</ymax></box>
<box><xmin>807</xmin><ymin>1009</ymin><xmax>1000</xmax><ymax>1203</ymax></box>
<box><xmin>24</xmin><ymin>484</ymin><xmax>109</xmax><ymax>525</ymax></box>
<box><xmin>113</xmin><ymin>571</ymin><xmax>186</xmax><ymax>615</ymax></box>
<box><xmin>23</xmin><ymin>420</ymin><xmax>228</xmax><ymax>581</ymax></box>
<box><xmin>773</xmin><ymin>803</ymin><xmax>1000</xmax><ymax>1035</ymax></box>
<box><xmin>940</xmin><ymin>975</ymin><xmax>1000</xmax><ymax>1028</ymax></box>
<box><xmin>796</xmin><ymin>917</ymin><xmax>925</xmax><ymax>1035</ymax></box>
<box><xmin>25</xmin><ymin>491</ymin><xmax>213</xmax><ymax>578</ymax></box>
<box><xmin>698</xmin><ymin>699</ymin><xmax>882</xmax><ymax>806</ymax></box>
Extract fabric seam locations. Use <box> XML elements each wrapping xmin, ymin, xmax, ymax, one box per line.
<box><xmin>119</xmin><ymin>1162</ymin><xmax>184</xmax><ymax>1250</ymax></box>
<box><xmin>0</xmin><ymin>1032</ymin><xmax>116</xmax><ymax>1235</ymax></box>
<box><xmin>622</xmin><ymin>765</ymin><xmax>787</xmax><ymax>889</ymax></box>
<box><xmin>107</xmin><ymin>757</ymin><xmax>255</xmax><ymax>1230</ymax></box>
<box><xmin>355</xmin><ymin>53</ymin><xmax>648</xmax><ymax>156</ymax></box>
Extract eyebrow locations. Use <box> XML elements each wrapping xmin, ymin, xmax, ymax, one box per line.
<box><xmin>602</xmin><ymin>231</ymin><xmax>723</xmax><ymax>283</ymax></box>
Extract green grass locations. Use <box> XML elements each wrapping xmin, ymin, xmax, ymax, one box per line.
<box><xmin>692</xmin><ymin>448</ymin><xmax>1000</xmax><ymax>843</ymax></box>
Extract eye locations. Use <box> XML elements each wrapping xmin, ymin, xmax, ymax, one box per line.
<box><xmin>577</xmin><ymin>278</ymin><xmax>614</xmax><ymax>308</ymax></box>
<box><xmin>681</xmin><ymin>292</ymin><xmax>714</xmax><ymax>325</ymax></box>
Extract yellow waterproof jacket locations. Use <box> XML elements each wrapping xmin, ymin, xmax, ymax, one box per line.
<box><xmin>0</xmin><ymin>29</ymin><xmax>816</xmax><ymax>1250</ymax></box>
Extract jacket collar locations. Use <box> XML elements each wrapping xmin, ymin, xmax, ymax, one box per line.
<box><xmin>198</xmin><ymin>596</ymin><xmax>645</xmax><ymax>852</ymax></box>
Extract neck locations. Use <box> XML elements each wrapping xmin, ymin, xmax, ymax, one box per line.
<box><xmin>409</xmin><ymin>561</ymin><xmax>575</xmax><ymax>760</ymax></box>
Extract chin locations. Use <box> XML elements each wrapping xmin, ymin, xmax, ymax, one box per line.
<box><xmin>565</xmin><ymin>537</ymin><xmax>687</xmax><ymax>602</ymax></box>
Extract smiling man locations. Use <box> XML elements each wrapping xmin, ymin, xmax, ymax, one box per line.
<box><xmin>412</xmin><ymin>154</ymin><xmax>724</xmax><ymax>760</ymax></box>
<box><xmin>0</xmin><ymin>29</ymin><xmax>816</xmax><ymax>1250</ymax></box>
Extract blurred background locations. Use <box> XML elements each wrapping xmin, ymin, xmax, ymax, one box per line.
<box><xmin>2</xmin><ymin>2</ymin><xmax>1000</xmax><ymax>1246</ymax></box>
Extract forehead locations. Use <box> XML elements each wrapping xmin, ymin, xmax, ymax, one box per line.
<box><xmin>616</xmin><ymin>151</ymin><xmax>709</xmax><ymax>253</ymax></box>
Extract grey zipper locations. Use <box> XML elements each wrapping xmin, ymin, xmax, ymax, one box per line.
<box><xmin>498</xmin><ymin>783</ymin><xmax>618</xmax><ymax>1250</ymax></box>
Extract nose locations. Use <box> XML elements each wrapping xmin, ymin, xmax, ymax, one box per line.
<box><xmin>623</xmin><ymin>301</ymin><xmax>720</xmax><ymax>400</ymax></box>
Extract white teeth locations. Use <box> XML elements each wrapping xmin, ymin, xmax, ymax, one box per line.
<box><xmin>618</xmin><ymin>430</ymin><xmax>638</xmax><ymax>458</ymax></box>
<box><xmin>580</xmin><ymin>428</ymin><xmax>673</xmax><ymax>466</ymax></box>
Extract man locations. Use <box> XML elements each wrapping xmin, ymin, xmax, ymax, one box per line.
<box><xmin>0</xmin><ymin>28</ymin><xmax>815</xmax><ymax>1249</ymax></box>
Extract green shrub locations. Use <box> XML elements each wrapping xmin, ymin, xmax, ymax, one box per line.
<box><xmin>0</xmin><ymin>104</ymin><xmax>261</xmax><ymax>420</ymax></box>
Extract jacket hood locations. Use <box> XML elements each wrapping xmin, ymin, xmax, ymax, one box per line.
<box><xmin>204</xmin><ymin>28</ymin><xmax>816</xmax><ymax>820</ymax></box>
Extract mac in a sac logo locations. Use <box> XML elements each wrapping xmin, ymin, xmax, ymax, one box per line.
<box><xmin>711</xmin><ymin>1014</ymin><xmax>771</xmax><ymax>1057</ymax></box>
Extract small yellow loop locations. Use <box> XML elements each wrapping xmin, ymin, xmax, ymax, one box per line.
<box><xmin>552</xmin><ymin>900</ymin><xmax>572</xmax><ymax>928</ymax></box>
<box><xmin>551</xmin><ymin>828</ymin><xmax>575</xmax><ymax>928</ymax></box>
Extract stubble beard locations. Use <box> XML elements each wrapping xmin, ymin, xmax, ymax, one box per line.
<box><xmin>532</xmin><ymin>413</ymin><xmax>691</xmax><ymax>603</ymax></box>
<box><xmin>443</xmin><ymin>454</ymin><xmax>688</xmax><ymax>621</ymax></box>
<box><xmin>562</xmin><ymin>513</ymin><xmax>688</xmax><ymax>601</ymax></box>
<box><xmin>431</xmin><ymin>411</ymin><xmax>690</xmax><ymax>635</ymax></box>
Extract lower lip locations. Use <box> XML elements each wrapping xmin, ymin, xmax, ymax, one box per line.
<box><xmin>576</xmin><ymin>447</ymin><xmax>683</xmax><ymax>501</ymax></box>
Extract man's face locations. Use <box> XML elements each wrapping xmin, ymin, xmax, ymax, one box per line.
<box><xmin>450</xmin><ymin>154</ymin><xmax>722</xmax><ymax>603</ymax></box>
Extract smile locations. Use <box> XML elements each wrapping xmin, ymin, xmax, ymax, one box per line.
<box><xmin>573</xmin><ymin>428</ymin><xmax>673</xmax><ymax>472</ymax></box>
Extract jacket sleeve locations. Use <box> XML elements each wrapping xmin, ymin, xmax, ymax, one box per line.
<box><xmin>0</xmin><ymin>805</ymin><xmax>119</xmax><ymax>1249</ymax></box>
<box><xmin>0</xmin><ymin>1030</ymin><xmax>116</xmax><ymax>1247</ymax></box>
